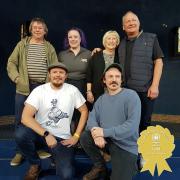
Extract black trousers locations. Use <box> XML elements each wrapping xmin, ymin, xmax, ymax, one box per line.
<box><xmin>66</xmin><ymin>78</ymin><xmax>86</xmax><ymax>133</ymax></box>
<box><xmin>137</xmin><ymin>92</ymin><xmax>155</xmax><ymax>133</ymax></box>
<box><xmin>80</xmin><ymin>131</ymin><xmax>138</xmax><ymax>180</ymax></box>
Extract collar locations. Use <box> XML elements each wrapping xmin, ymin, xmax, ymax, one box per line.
<box><xmin>126</xmin><ymin>30</ymin><xmax>143</xmax><ymax>41</ymax></box>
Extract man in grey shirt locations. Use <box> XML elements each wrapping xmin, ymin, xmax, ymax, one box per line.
<box><xmin>80</xmin><ymin>63</ymin><xmax>141</xmax><ymax>180</ymax></box>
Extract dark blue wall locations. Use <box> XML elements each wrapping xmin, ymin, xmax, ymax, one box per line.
<box><xmin>0</xmin><ymin>0</ymin><xmax>180</xmax><ymax>115</ymax></box>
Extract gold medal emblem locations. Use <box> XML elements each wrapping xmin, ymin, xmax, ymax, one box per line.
<box><xmin>137</xmin><ymin>125</ymin><xmax>175</xmax><ymax>176</ymax></box>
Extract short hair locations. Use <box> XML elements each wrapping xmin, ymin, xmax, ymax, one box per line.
<box><xmin>29</xmin><ymin>17</ymin><xmax>48</xmax><ymax>35</ymax></box>
<box><xmin>122</xmin><ymin>11</ymin><xmax>139</xmax><ymax>25</ymax></box>
<box><xmin>63</xmin><ymin>27</ymin><xmax>87</xmax><ymax>49</ymax></box>
<box><xmin>102</xmin><ymin>30</ymin><xmax>120</xmax><ymax>48</ymax></box>
<box><xmin>102</xmin><ymin>63</ymin><xmax>124</xmax><ymax>87</ymax></box>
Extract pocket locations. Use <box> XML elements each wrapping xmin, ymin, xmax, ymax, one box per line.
<box><xmin>16</xmin><ymin>77</ymin><xmax>28</xmax><ymax>93</ymax></box>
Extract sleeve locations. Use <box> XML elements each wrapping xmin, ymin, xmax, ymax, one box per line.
<box><xmin>103</xmin><ymin>92</ymin><xmax>141</xmax><ymax>140</ymax></box>
<box><xmin>86</xmin><ymin>55</ymin><xmax>94</xmax><ymax>83</ymax></box>
<box><xmin>58</xmin><ymin>51</ymin><xmax>63</xmax><ymax>62</ymax></box>
<box><xmin>25</xmin><ymin>87</ymin><xmax>41</xmax><ymax>111</ymax></box>
<box><xmin>74</xmin><ymin>87</ymin><xmax>86</xmax><ymax>109</ymax></box>
<box><xmin>7</xmin><ymin>42</ymin><xmax>21</xmax><ymax>82</ymax></box>
<box><xmin>152</xmin><ymin>36</ymin><xmax>164</xmax><ymax>60</ymax></box>
<box><xmin>49</xmin><ymin>44</ymin><xmax>58</xmax><ymax>64</ymax></box>
<box><xmin>86</xmin><ymin>100</ymin><xmax>100</xmax><ymax>130</ymax></box>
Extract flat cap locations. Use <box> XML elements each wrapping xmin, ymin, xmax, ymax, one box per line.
<box><xmin>48</xmin><ymin>62</ymin><xmax>68</xmax><ymax>72</ymax></box>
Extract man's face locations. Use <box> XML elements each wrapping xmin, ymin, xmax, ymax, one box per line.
<box><xmin>31</xmin><ymin>22</ymin><xmax>46</xmax><ymax>40</ymax></box>
<box><xmin>49</xmin><ymin>68</ymin><xmax>67</xmax><ymax>88</ymax></box>
<box><xmin>68</xmin><ymin>30</ymin><xmax>81</xmax><ymax>49</ymax></box>
<box><xmin>103</xmin><ymin>68</ymin><xmax>122</xmax><ymax>92</ymax></box>
<box><xmin>104</xmin><ymin>34</ymin><xmax>118</xmax><ymax>51</ymax></box>
<box><xmin>123</xmin><ymin>12</ymin><xmax>140</xmax><ymax>36</ymax></box>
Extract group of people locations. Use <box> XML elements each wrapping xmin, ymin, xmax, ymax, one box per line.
<box><xmin>7</xmin><ymin>10</ymin><xmax>163</xmax><ymax>180</ymax></box>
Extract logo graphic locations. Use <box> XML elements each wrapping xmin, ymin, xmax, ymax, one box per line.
<box><xmin>81</xmin><ymin>58</ymin><xmax>88</xmax><ymax>62</ymax></box>
<box><xmin>46</xmin><ymin>99</ymin><xmax>69</xmax><ymax>126</ymax></box>
<box><xmin>137</xmin><ymin>125</ymin><xmax>175</xmax><ymax>176</ymax></box>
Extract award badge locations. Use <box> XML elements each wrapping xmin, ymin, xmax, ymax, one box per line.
<box><xmin>137</xmin><ymin>125</ymin><xmax>175</xmax><ymax>176</ymax></box>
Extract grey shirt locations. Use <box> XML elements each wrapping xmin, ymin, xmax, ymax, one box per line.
<box><xmin>58</xmin><ymin>47</ymin><xmax>91</xmax><ymax>80</ymax></box>
<box><xmin>86</xmin><ymin>88</ymin><xmax>141</xmax><ymax>155</ymax></box>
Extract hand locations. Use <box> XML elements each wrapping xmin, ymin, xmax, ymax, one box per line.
<box><xmin>147</xmin><ymin>85</ymin><xmax>159</xmax><ymax>99</ymax></box>
<box><xmin>91</xmin><ymin>48</ymin><xmax>102</xmax><ymax>56</ymax></box>
<box><xmin>94</xmin><ymin>136</ymin><xmax>106</xmax><ymax>149</ymax></box>
<box><xmin>87</xmin><ymin>91</ymin><xmax>94</xmax><ymax>103</ymax></box>
<box><xmin>45</xmin><ymin>134</ymin><xmax>57</xmax><ymax>148</ymax></box>
<box><xmin>61</xmin><ymin>136</ymin><xmax>79</xmax><ymax>147</ymax></box>
<box><xmin>91</xmin><ymin>127</ymin><xmax>104</xmax><ymax>139</ymax></box>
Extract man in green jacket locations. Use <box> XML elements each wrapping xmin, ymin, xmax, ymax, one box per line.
<box><xmin>7</xmin><ymin>17</ymin><xmax>58</xmax><ymax>166</ymax></box>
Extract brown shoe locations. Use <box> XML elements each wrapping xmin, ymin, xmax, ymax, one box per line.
<box><xmin>24</xmin><ymin>165</ymin><xmax>41</xmax><ymax>180</ymax></box>
<box><xmin>100</xmin><ymin>151</ymin><xmax>111</xmax><ymax>162</ymax></box>
<box><xmin>83</xmin><ymin>166</ymin><xmax>107</xmax><ymax>180</ymax></box>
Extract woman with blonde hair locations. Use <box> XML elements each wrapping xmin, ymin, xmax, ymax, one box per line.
<box><xmin>86</xmin><ymin>30</ymin><xmax>120</xmax><ymax>104</ymax></box>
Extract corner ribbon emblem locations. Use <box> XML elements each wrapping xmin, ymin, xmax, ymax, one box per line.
<box><xmin>137</xmin><ymin>125</ymin><xmax>175</xmax><ymax>176</ymax></box>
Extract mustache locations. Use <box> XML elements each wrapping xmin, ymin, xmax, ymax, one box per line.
<box><xmin>110</xmin><ymin>81</ymin><xmax>118</xmax><ymax>85</ymax></box>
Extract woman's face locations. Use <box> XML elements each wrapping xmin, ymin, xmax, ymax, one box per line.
<box><xmin>104</xmin><ymin>34</ymin><xmax>118</xmax><ymax>51</ymax></box>
<box><xmin>68</xmin><ymin>30</ymin><xmax>81</xmax><ymax>49</ymax></box>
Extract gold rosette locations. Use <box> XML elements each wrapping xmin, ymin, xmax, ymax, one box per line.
<box><xmin>137</xmin><ymin>125</ymin><xmax>175</xmax><ymax>176</ymax></box>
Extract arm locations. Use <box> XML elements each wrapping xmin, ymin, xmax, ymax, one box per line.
<box><xmin>87</xmin><ymin>83</ymin><xmax>94</xmax><ymax>103</ymax></box>
<box><xmin>49</xmin><ymin>44</ymin><xmax>58</xmax><ymax>64</ymax></box>
<box><xmin>86</xmin><ymin>57</ymin><xmax>95</xmax><ymax>103</ymax></box>
<box><xmin>75</xmin><ymin>103</ymin><xmax>88</xmax><ymax>135</ymax></box>
<box><xmin>58</xmin><ymin>51</ymin><xmax>63</xmax><ymax>62</ymax></box>
<box><xmin>147</xmin><ymin>58</ymin><xmax>163</xmax><ymax>99</ymax></box>
<box><xmin>21</xmin><ymin>103</ymin><xmax>57</xmax><ymax>148</ymax></box>
<box><xmin>86</xmin><ymin>101</ymin><xmax>100</xmax><ymax>130</ymax></box>
<box><xmin>91</xmin><ymin>48</ymin><xmax>102</xmax><ymax>56</ymax></box>
<box><xmin>7</xmin><ymin>42</ymin><xmax>21</xmax><ymax>82</ymax></box>
<box><xmin>92</xmin><ymin>94</ymin><xmax>141</xmax><ymax>140</ymax></box>
<box><xmin>61</xmin><ymin>103</ymin><xmax>88</xmax><ymax>147</ymax></box>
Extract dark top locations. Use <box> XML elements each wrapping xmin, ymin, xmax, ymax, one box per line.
<box><xmin>124</xmin><ymin>35</ymin><xmax>163</xmax><ymax>85</ymax></box>
<box><xmin>87</xmin><ymin>50</ymin><xmax>119</xmax><ymax>101</ymax></box>
<box><xmin>58</xmin><ymin>47</ymin><xmax>91</xmax><ymax>80</ymax></box>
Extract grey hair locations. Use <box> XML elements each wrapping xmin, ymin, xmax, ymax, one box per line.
<box><xmin>29</xmin><ymin>17</ymin><xmax>48</xmax><ymax>35</ymax></box>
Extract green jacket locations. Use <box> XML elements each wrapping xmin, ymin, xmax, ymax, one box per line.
<box><xmin>7</xmin><ymin>36</ymin><xmax>58</xmax><ymax>95</ymax></box>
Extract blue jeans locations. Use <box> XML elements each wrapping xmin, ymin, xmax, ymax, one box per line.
<box><xmin>15</xmin><ymin>83</ymin><xmax>43</xmax><ymax>126</ymax></box>
<box><xmin>14</xmin><ymin>83</ymin><xmax>43</xmax><ymax>152</ymax></box>
<box><xmin>15</xmin><ymin>125</ymin><xmax>75</xmax><ymax>180</ymax></box>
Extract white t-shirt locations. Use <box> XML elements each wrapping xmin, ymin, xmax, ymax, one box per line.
<box><xmin>25</xmin><ymin>82</ymin><xmax>86</xmax><ymax>139</ymax></box>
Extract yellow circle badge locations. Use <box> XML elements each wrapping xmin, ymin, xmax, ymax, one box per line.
<box><xmin>137</xmin><ymin>125</ymin><xmax>175</xmax><ymax>176</ymax></box>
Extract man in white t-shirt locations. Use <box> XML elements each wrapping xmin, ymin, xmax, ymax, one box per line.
<box><xmin>15</xmin><ymin>62</ymin><xmax>88</xmax><ymax>180</ymax></box>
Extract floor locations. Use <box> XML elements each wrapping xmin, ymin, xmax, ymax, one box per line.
<box><xmin>0</xmin><ymin>115</ymin><xmax>180</xmax><ymax>179</ymax></box>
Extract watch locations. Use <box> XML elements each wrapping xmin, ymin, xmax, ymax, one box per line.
<box><xmin>43</xmin><ymin>131</ymin><xmax>49</xmax><ymax>138</ymax></box>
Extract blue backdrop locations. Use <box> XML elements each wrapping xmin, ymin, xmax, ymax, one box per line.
<box><xmin>0</xmin><ymin>0</ymin><xmax>180</xmax><ymax>115</ymax></box>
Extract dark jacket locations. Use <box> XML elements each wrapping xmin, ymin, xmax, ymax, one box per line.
<box><xmin>87</xmin><ymin>50</ymin><xmax>119</xmax><ymax>101</ymax></box>
<box><xmin>118</xmin><ymin>32</ymin><xmax>157</xmax><ymax>92</ymax></box>
<box><xmin>7</xmin><ymin>36</ymin><xmax>58</xmax><ymax>95</ymax></box>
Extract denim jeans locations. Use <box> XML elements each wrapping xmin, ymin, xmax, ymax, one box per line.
<box><xmin>80</xmin><ymin>131</ymin><xmax>137</xmax><ymax>180</ymax></box>
<box><xmin>16</xmin><ymin>125</ymin><xmax>75</xmax><ymax>180</ymax></box>
<box><xmin>14</xmin><ymin>83</ymin><xmax>43</xmax><ymax>152</ymax></box>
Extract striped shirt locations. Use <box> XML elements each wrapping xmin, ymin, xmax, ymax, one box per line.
<box><xmin>27</xmin><ymin>44</ymin><xmax>47</xmax><ymax>83</ymax></box>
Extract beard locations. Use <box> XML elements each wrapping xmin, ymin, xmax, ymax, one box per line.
<box><xmin>51</xmin><ymin>82</ymin><xmax>63</xmax><ymax>88</ymax></box>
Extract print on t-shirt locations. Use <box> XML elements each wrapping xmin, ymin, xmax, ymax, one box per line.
<box><xmin>46</xmin><ymin>99</ymin><xmax>69</xmax><ymax>127</ymax></box>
